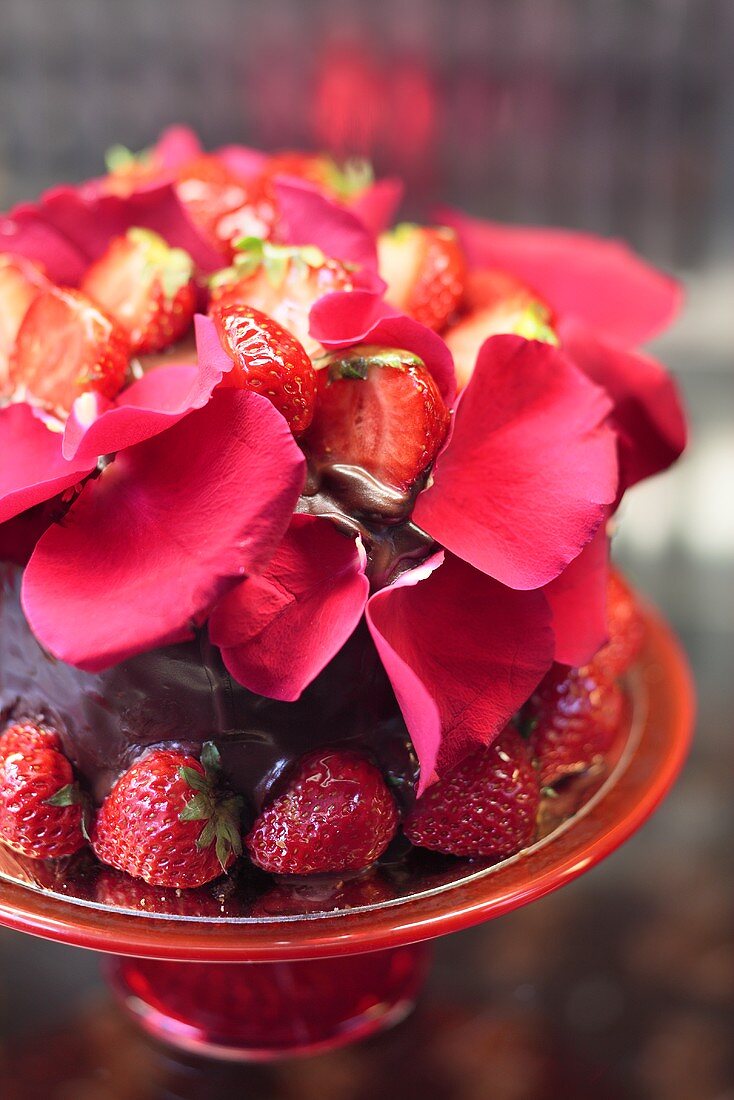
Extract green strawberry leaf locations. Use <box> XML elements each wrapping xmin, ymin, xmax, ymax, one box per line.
<box><xmin>45</xmin><ymin>783</ymin><xmax>80</xmax><ymax>808</ymax></box>
<box><xmin>200</xmin><ymin>741</ymin><xmax>221</xmax><ymax>781</ymax></box>
<box><xmin>179</xmin><ymin>765</ymin><xmax>208</xmax><ymax>793</ymax></box>
<box><xmin>326</xmin><ymin>345</ymin><xmax>424</xmax><ymax>383</ymax></box>
<box><xmin>179</xmin><ymin>791</ymin><xmax>213</xmax><ymax>821</ymax></box>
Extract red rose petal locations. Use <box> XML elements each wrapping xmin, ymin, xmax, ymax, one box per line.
<box><xmin>544</xmin><ymin>523</ymin><xmax>610</xmax><ymax>666</ymax></box>
<box><xmin>22</xmin><ymin>390</ymin><xmax>306</xmax><ymax>670</ymax></box>
<box><xmin>367</xmin><ymin>552</ymin><xmax>553</xmax><ymax>790</ymax></box>
<box><xmin>216</xmin><ymin>144</ymin><xmax>268</xmax><ymax>180</ymax></box>
<box><xmin>0</xmin><ymin>403</ymin><xmax>94</xmax><ymax>524</ymax></box>
<box><xmin>438</xmin><ymin>209</ymin><xmax>682</xmax><ymax>346</ymax></box>
<box><xmin>309</xmin><ymin>290</ymin><xmax>457</xmax><ymax>407</ymax></box>
<box><xmin>273</xmin><ymin>179</ymin><xmax>378</xmax><ymax>271</ymax></box>
<box><xmin>413</xmin><ymin>335</ymin><xmax>617</xmax><ymax>590</ymax></box>
<box><xmin>1</xmin><ymin>182</ymin><xmax>222</xmax><ymax>284</ymax></box>
<box><xmin>63</xmin><ymin>321</ymin><xmax>228</xmax><ymax>461</ymax></box>
<box><xmin>349</xmin><ymin>177</ymin><xmax>404</xmax><ymax>235</ymax></box>
<box><xmin>210</xmin><ymin>514</ymin><xmax>369</xmax><ymax>701</ymax></box>
<box><xmin>559</xmin><ymin>318</ymin><xmax>687</xmax><ymax>490</ymax></box>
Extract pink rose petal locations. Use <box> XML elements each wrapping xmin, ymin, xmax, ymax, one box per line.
<box><xmin>544</xmin><ymin>523</ymin><xmax>610</xmax><ymax>666</ymax></box>
<box><xmin>154</xmin><ymin>125</ymin><xmax>203</xmax><ymax>170</ymax></box>
<box><xmin>22</xmin><ymin>390</ymin><xmax>306</xmax><ymax>671</ymax></box>
<box><xmin>0</xmin><ymin>403</ymin><xmax>94</xmax><ymax>524</ymax></box>
<box><xmin>349</xmin><ymin>178</ymin><xmax>404</xmax><ymax>235</ymax></box>
<box><xmin>309</xmin><ymin>290</ymin><xmax>457</xmax><ymax>407</ymax></box>
<box><xmin>438</xmin><ymin>208</ymin><xmax>682</xmax><ymax>347</ymax></box>
<box><xmin>273</xmin><ymin>179</ymin><xmax>378</xmax><ymax>271</ymax></box>
<box><xmin>367</xmin><ymin>552</ymin><xmax>553</xmax><ymax>790</ymax></box>
<box><xmin>559</xmin><ymin>318</ymin><xmax>687</xmax><ymax>490</ymax></box>
<box><xmin>63</xmin><ymin>319</ymin><xmax>229</xmax><ymax>461</ymax></box>
<box><xmin>413</xmin><ymin>335</ymin><xmax>618</xmax><ymax>590</ymax></box>
<box><xmin>2</xmin><ymin>181</ymin><xmax>223</xmax><ymax>283</ymax></box>
<box><xmin>216</xmin><ymin>144</ymin><xmax>269</xmax><ymax>180</ymax></box>
<box><xmin>210</xmin><ymin>514</ymin><xmax>369</xmax><ymax>701</ymax></box>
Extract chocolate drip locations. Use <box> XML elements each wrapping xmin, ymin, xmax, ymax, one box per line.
<box><xmin>0</xmin><ymin>567</ymin><xmax>416</xmax><ymax>810</ymax></box>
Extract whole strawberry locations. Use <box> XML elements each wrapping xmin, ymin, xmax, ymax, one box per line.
<box><xmin>527</xmin><ymin>663</ymin><xmax>624</xmax><ymax>788</ymax></box>
<box><xmin>91</xmin><ymin>743</ymin><xmax>243</xmax><ymax>889</ymax></box>
<box><xmin>82</xmin><ymin>228</ymin><xmax>196</xmax><ymax>354</ymax></box>
<box><xmin>10</xmin><ymin>285</ymin><xmax>130</xmax><ymax>416</ymax></box>
<box><xmin>403</xmin><ymin>727</ymin><xmax>540</xmax><ymax>859</ymax></box>
<box><xmin>594</xmin><ymin>571</ymin><xmax>646</xmax><ymax>680</ymax></box>
<box><xmin>246</xmin><ymin>749</ymin><xmax>399</xmax><ymax>875</ymax></box>
<box><xmin>0</xmin><ymin>722</ymin><xmax>87</xmax><ymax>860</ymax></box>
<box><xmin>212</xmin><ymin>302</ymin><xmax>316</xmax><ymax>434</ymax></box>
<box><xmin>378</xmin><ymin>224</ymin><xmax>466</xmax><ymax>332</ymax></box>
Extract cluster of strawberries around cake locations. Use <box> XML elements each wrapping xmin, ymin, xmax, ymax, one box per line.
<box><xmin>0</xmin><ymin>128</ymin><xmax>685</xmax><ymax>890</ymax></box>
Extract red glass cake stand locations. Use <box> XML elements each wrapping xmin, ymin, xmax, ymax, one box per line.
<box><xmin>0</xmin><ymin>606</ymin><xmax>693</xmax><ymax>1061</ymax></box>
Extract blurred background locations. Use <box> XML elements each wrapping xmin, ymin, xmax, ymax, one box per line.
<box><xmin>0</xmin><ymin>0</ymin><xmax>732</xmax><ymax>1096</ymax></box>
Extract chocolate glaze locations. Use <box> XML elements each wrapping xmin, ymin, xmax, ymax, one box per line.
<box><xmin>0</xmin><ymin>567</ymin><xmax>416</xmax><ymax>812</ymax></box>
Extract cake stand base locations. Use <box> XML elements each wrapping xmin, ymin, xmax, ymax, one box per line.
<box><xmin>107</xmin><ymin>944</ymin><xmax>432</xmax><ymax>1061</ymax></box>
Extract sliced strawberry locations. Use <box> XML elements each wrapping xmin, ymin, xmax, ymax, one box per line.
<box><xmin>378</xmin><ymin>224</ymin><xmax>466</xmax><ymax>332</ymax></box>
<box><xmin>81</xmin><ymin>228</ymin><xmax>196</xmax><ymax>354</ymax></box>
<box><xmin>403</xmin><ymin>726</ymin><xmax>540</xmax><ymax>859</ymax></box>
<box><xmin>304</xmin><ymin>346</ymin><xmax>451</xmax><ymax>495</ymax></box>
<box><xmin>445</xmin><ymin>269</ymin><xmax>558</xmax><ymax>390</ymax></box>
<box><xmin>0</xmin><ymin>254</ymin><xmax>51</xmax><ymax>392</ymax></box>
<box><xmin>258</xmin><ymin>151</ymin><xmax>373</xmax><ymax>201</ymax></box>
<box><xmin>176</xmin><ymin>155</ymin><xmax>274</xmax><ymax>256</ymax></box>
<box><xmin>101</xmin><ymin>143</ymin><xmax>165</xmax><ymax>197</ymax></box>
<box><xmin>10</xmin><ymin>287</ymin><xmax>130</xmax><ymax>417</ymax></box>
<box><xmin>210</xmin><ymin>240</ymin><xmax>354</xmax><ymax>354</ymax></box>
<box><xmin>212</xmin><ymin>302</ymin><xmax>316</xmax><ymax>435</ymax></box>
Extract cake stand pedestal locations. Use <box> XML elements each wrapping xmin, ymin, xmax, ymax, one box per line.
<box><xmin>0</xmin><ymin>609</ymin><xmax>693</xmax><ymax>1061</ymax></box>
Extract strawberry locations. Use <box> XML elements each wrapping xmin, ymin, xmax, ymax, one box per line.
<box><xmin>211</xmin><ymin>302</ymin><xmax>316</xmax><ymax>434</ymax></box>
<box><xmin>176</xmin><ymin>155</ymin><xmax>274</xmax><ymax>255</ymax></box>
<box><xmin>0</xmin><ymin>254</ymin><xmax>51</xmax><ymax>391</ymax></box>
<box><xmin>101</xmin><ymin>143</ymin><xmax>166</xmax><ymax>197</ymax></box>
<box><xmin>81</xmin><ymin>228</ymin><xmax>196</xmax><ymax>354</ymax></box>
<box><xmin>91</xmin><ymin>743</ymin><xmax>243</xmax><ymax>889</ymax></box>
<box><xmin>304</xmin><ymin>346</ymin><xmax>451</xmax><ymax>495</ymax></box>
<box><xmin>526</xmin><ymin>663</ymin><xmax>624</xmax><ymax>788</ymax></box>
<box><xmin>210</xmin><ymin>240</ymin><xmax>354</xmax><ymax>355</ymax></box>
<box><xmin>403</xmin><ymin>726</ymin><xmax>540</xmax><ymax>859</ymax></box>
<box><xmin>0</xmin><ymin>720</ymin><xmax>63</xmax><ymax>759</ymax></box>
<box><xmin>258</xmin><ymin>152</ymin><xmax>373</xmax><ymax>201</ymax></box>
<box><xmin>10</xmin><ymin>286</ymin><xmax>130</xmax><ymax>416</ymax></box>
<box><xmin>377</xmin><ymin>224</ymin><xmax>466</xmax><ymax>332</ymax></box>
<box><xmin>445</xmin><ymin>269</ymin><xmax>558</xmax><ymax>390</ymax></box>
<box><xmin>245</xmin><ymin>749</ymin><xmax>399</xmax><ymax>875</ymax></box>
<box><xmin>0</xmin><ymin>724</ymin><xmax>87</xmax><ymax>860</ymax></box>
<box><xmin>594</xmin><ymin>571</ymin><xmax>646</xmax><ymax>680</ymax></box>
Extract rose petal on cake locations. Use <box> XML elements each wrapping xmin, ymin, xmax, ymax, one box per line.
<box><xmin>273</xmin><ymin>179</ymin><xmax>378</xmax><ymax>271</ymax></box>
<box><xmin>0</xmin><ymin>403</ymin><xmax>95</xmax><ymax>524</ymax></box>
<box><xmin>210</xmin><ymin>514</ymin><xmax>369</xmax><ymax>701</ymax></box>
<box><xmin>154</xmin><ymin>125</ymin><xmax>203</xmax><ymax>170</ymax></box>
<box><xmin>559</xmin><ymin>318</ymin><xmax>687</xmax><ymax>490</ymax></box>
<box><xmin>367</xmin><ymin>553</ymin><xmax>553</xmax><ymax>790</ymax></box>
<box><xmin>310</xmin><ymin>290</ymin><xmax>457</xmax><ymax>407</ymax></box>
<box><xmin>64</xmin><ymin>319</ymin><xmax>229</xmax><ymax>461</ymax></box>
<box><xmin>2</xmin><ymin>182</ymin><xmax>222</xmax><ymax>283</ymax></box>
<box><xmin>216</xmin><ymin>144</ymin><xmax>269</xmax><ymax>180</ymax></box>
<box><xmin>438</xmin><ymin>209</ymin><xmax>682</xmax><ymax>347</ymax></box>
<box><xmin>544</xmin><ymin>523</ymin><xmax>610</xmax><ymax>666</ymax></box>
<box><xmin>349</xmin><ymin>177</ymin><xmax>404</xmax><ymax>235</ymax></box>
<box><xmin>22</xmin><ymin>390</ymin><xmax>306</xmax><ymax>671</ymax></box>
<box><xmin>413</xmin><ymin>335</ymin><xmax>617</xmax><ymax>590</ymax></box>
